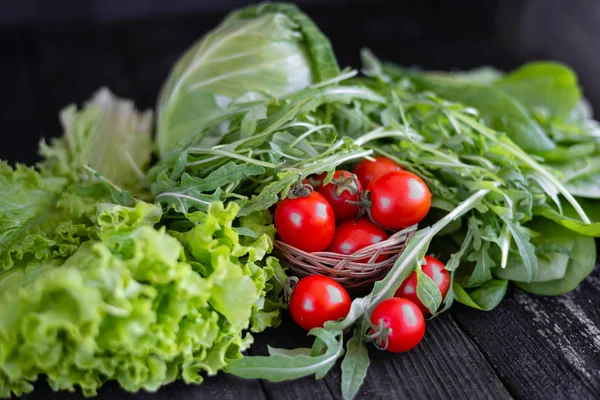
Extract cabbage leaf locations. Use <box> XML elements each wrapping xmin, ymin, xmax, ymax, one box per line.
<box><xmin>156</xmin><ymin>3</ymin><xmax>339</xmax><ymax>156</ymax></box>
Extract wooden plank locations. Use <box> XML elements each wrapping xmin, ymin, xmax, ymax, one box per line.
<box><xmin>452</xmin><ymin>264</ymin><xmax>600</xmax><ymax>399</ymax></box>
<box><xmin>249</xmin><ymin>313</ymin><xmax>510</xmax><ymax>400</ymax></box>
<box><xmin>322</xmin><ymin>313</ymin><xmax>511</xmax><ymax>400</ymax></box>
<box><xmin>249</xmin><ymin>317</ymin><xmax>337</xmax><ymax>400</ymax></box>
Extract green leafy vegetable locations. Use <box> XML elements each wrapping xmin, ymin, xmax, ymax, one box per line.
<box><xmin>0</xmin><ymin>201</ymin><xmax>283</xmax><ymax>397</ymax></box>
<box><xmin>40</xmin><ymin>88</ymin><xmax>153</xmax><ymax>191</ymax></box>
<box><xmin>226</xmin><ymin>328</ymin><xmax>343</xmax><ymax>381</ymax></box>
<box><xmin>493</xmin><ymin>62</ymin><xmax>581</xmax><ymax>119</ymax></box>
<box><xmin>0</xmin><ymin>162</ymin><xmax>98</xmax><ymax>270</ymax></box>
<box><xmin>156</xmin><ymin>3</ymin><xmax>339</xmax><ymax>155</ymax></box>
<box><xmin>340</xmin><ymin>327</ymin><xmax>370</xmax><ymax>400</ymax></box>
<box><xmin>454</xmin><ymin>279</ymin><xmax>508</xmax><ymax>311</ymax></box>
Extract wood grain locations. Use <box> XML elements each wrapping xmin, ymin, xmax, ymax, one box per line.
<box><xmin>323</xmin><ymin>313</ymin><xmax>511</xmax><ymax>400</ymax></box>
<box><xmin>452</xmin><ymin>266</ymin><xmax>600</xmax><ymax>400</ymax></box>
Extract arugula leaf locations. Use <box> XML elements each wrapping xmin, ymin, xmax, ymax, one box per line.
<box><xmin>340</xmin><ymin>327</ymin><xmax>370</xmax><ymax>400</ymax></box>
<box><xmin>534</xmin><ymin>200</ymin><xmax>600</xmax><ymax>237</ymax></box>
<box><xmin>413</xmin><ymin>77</ymin><xmax>556</xmax><ymax>153</ymax></box>
<box><xmin>225</xmin><ymin>328</ymin><xmax>343</xmax><ymax>381</ymax></box>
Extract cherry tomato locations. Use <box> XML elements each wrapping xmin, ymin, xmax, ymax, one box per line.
<box><xmin>327</xmin><ymin>219</ymin><xmax>389</xmax><ymax>263</ymax></box>
<box><xmin>289</xmin><ymin>275</ymin><xmax>351</xmax><ymax>331</ymax></box>
<box><xmin>395</xmin><ymin>256</ymin><xmax>450</xmax><ymax>315</ymax></box>
<box><xmin>370</xmin><ymin>297</ymin><xmax>425</xmax><ymax>353</ymax></box>
<box><xmin>368</xmin><ymin>170</ymin><xmax>431</xmax><ymax>230</ymax></box>
<box><xmin>275</xmin><ymin>189</ymin><xmax>335</xmax><ymax>252</ymax></box>
<box><xmin>354</xmin><ymin>156</ymin><xmax>402</xmax><ymax>188</ymax></box>
<box><xmin>302</xmin><ymin>173</ymin><xmax>327</xmax><ymax>189</ymax></box>
<box><xmin>317</xmin><ymin>170</ymin><xmax>363</xmax><ymax>222</ymax></box>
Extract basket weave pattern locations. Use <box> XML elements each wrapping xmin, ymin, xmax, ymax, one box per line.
<box><xmin>274</xmin><ymin>224</ymin><xmax>418</xmax><ymax>293</ymax></box>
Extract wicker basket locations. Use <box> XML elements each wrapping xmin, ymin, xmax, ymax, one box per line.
<box><xmin>274</xmin><ymin>225</ymin><xmax>418</xmax><ymax>294</ymax></box>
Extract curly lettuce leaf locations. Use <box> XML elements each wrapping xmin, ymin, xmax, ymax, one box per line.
<box><xmin>156</xmin><ymin>3</ymin><xmax>339</xmax><ymax>155</ymax></box>
<box><xmin>0</xmin><ymin>162</ymin><xmax>99</xmax><ymax>270</ymax></box>
<box><xmin>39</xmin><ymin>87</ymin><xmax>153</xmax><ymax>190</ymax></box>
<box><xmin>0</xmin><ymin>201</ymin><xmax>283</xmax><ymax>397</ymax></box>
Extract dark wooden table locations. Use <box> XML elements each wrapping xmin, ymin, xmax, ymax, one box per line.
<box><xmin>3</xmin><ymin>7</ymin><xmax>600</xmax><ymax>400</ymax></box>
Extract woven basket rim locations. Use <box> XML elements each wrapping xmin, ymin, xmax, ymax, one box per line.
<box><xmin>274</xmin><ymin>224</ymin><xmax>418</xmax><ymax>292</ymax></box>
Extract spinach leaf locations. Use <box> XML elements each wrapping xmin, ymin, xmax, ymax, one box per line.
<box><xmin>551</xmin><ymin>156</ymin><xmax>600</xmax><ymax>199</ymax></box>
<box><xmin>494</xmin><ymin>62</ymin><xmax>581</xmax><ymax>119</ymax></box>
<box><xmin>454</xmin><ymin>279</ymin><xmax>508</xmax><ymax>311</ymax></box>
<box><xmin>517</xmin><ymin>232</ymin><xmax>596</xmax><ymax>295</ymax></box>
<box><xmin>494</xmin><ymin>218</ymin><xmax>575</xmax><ymax>282</ymax></box>
<box><xmin>414</xmin><ymin>78</ymin><xmax>556</xmax><ymax>153</ymax></box>
<box><xmin>534</xmin><ymin>199</ymin><xmax>600</xmax><ymax>237</ymax></box>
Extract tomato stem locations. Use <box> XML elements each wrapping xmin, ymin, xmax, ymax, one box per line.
<box><xmin>287</xmin><ymin>173</ymin><xmax>314</xmax><ymax>199</ymax></box>
<box><xmin>364</xmin><ymin>318</ymin><xmax>392</xmax><ymax>351</ymax></box>
<box><xmin>331</xmin><ymin>173</ymin><xmax>361</xmax><ymax>199</ymax></box>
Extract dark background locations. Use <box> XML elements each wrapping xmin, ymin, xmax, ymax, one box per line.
<box><xmin>2</xmin><ymin>0</ymin><xmax>600</xmax><ymax>165</ymax></box>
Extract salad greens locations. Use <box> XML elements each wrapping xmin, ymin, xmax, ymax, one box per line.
<box><xmin>1</xmin><ymin>2</ymin><xmax>599</xmax><ymax>399</ymax></box>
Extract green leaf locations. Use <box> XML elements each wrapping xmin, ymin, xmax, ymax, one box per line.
<box><xmin>494</xmin><ymin>218</ymin><xmax>575</xmax><ymax>283</ymax></box>
<box><xmin>340</xmin><ymin>327</ymin><xmax>370</xmax><ymax>400</ymax></box>
<box><xmin>416</xmin><ymin>268</ymin><xmax>443</xmax><ymax>314</ymax></box>
<box><xmin>494</xmin><ymin>62</ymin><xmax>581</xmax><ymax>119</ymax></box>
<box><xmin>415</xmin><ymin>78</ymin><xmax>556</xmax><ymax>153</ymax></box>
<box><xmin>268</xmin><ymin>346</ymin><xmax>313</xmax><ymax>357</ymax></box>
<box><xmin>466</xmin><ymin>242</ymin><xmax>495</xmax><ymax>287</ymax></box>
<box><xmin>516</xmin><ymin>229</ymin><xmax>596</xmax><ymax>295</ymax></box>
<box><xmin>0</xmin><ymin>199</ymin><xmax>283</xmax><ymax>397</ymax></box>
<box><xmin>454</xmin><ymin>279</ymin><xmax>508</xmax><ymax>311</ymax></box>
<box><xmin>551</xmin><ymin>156</ymin><xmax>600</xmax><ymax>199</ymax></box>
<box><xmin>156</xmin><ymin>3</ymin><xmax>339</xmax><ymax>155</ymax></box>
<box><xmin>0</xmin><ymin>163</ymin><xmax>102</xmax><ymax>270</ymax></box>
<box><xmin>39</xmin><ymin>88</ymin><xmax>153</xmax><ymax>190</ymax></box>
<box><xmin>534</xmin><ymin>200</ymin><xmax>600</xmax><ymax>237</ymax></box>
<box><xmin>502</xmin><ymin>219</ymin><xmax>538</xmax><ymax>282</ymax></box>
<box><xmin>226</xmin><ymin>328</ymin><xmax>343</xmax><ymax>381</ymax></box>
<box><xmin>153</xmin><ymin>162</ymin><xmax>266</xmax><ymax>213</ymax></box>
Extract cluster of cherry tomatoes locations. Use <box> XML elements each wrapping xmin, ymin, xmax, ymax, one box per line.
<box><xmin>289</xmin><ymin>255</ymin><xmax>450</xmax><ymax>353</ymax></box>
<box><xmin>274</xmin><ymin>156</ymin><xmax>448</xmax><ymax>353</ymax></box>
<box><xmin>274</xmin><ymin>156</ymin><xmax>432</xmax><ymax>255</ymax></box>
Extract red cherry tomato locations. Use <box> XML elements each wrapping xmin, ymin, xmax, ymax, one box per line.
<box><xmin>327</xmin><ymin>219</ymin><xmax>389</xmax><ymax>263</ymax></box>
<box><xmin>275</xmin><ymin>190</ymin><xmax>335</xmax><ymax>252</ymax></box>
<box><xmin>289</xmin><ymin>275</ymin><xmax>352</xmax><ymax>331</ymax></box>
<box><xmin>395</xmin><ymin>256</ymin><xmax>450</xmax><ymax>315</ymax></box>
<box><xmin>354</xmin><ymin>156</ymin><xmax>402</xmax><ymax>188</ymax></box>
<box><xmin>370</xmin><ymin>297</ymin><xmax>425</xmax><ymax>353</ymax></box>
<box><xmin>317</xmin><ymin>170</ymin><xmax>363</xmax><ymax>222</ymax></box>
<box><xmin>368</xmin><ymin>170</ymin><xmax>431</xmax><ymax>230</ymax></box>
<box><xmin>302</xmin><ymin>173</ymin><xmax>327</xmax><ymax>189</ymax></box>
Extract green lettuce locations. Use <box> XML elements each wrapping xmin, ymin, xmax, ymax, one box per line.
<box><xmin>156</xmin><ymin>3</ymin><xmax>339</xmax><ymax>156</ymax></box>
<box><xmin>0</xmin><ymin>201</ymin><xmax>283</xmax><ymax>397</ymax></box>
<box><xmin>39</xmin><ymin>87</ymin><xmax>153</xmax><ymax>190</ymax></box>
<box><xmin>0</xmin><ymin>162</ymin><xmax>98</xmax><ymax>270</ymax></box>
